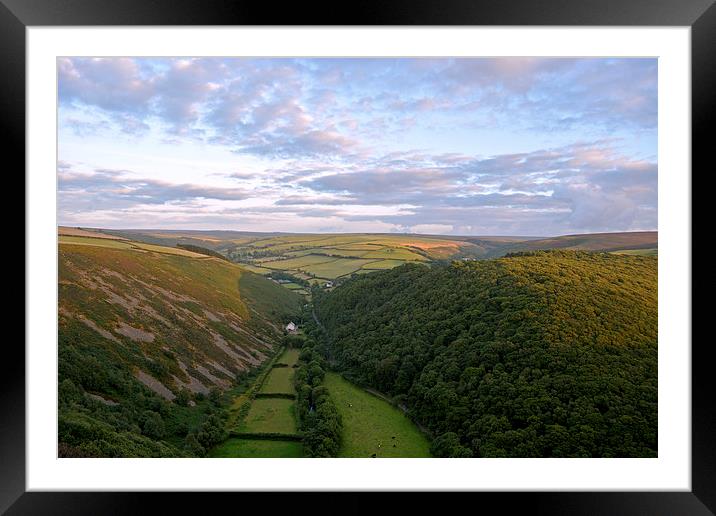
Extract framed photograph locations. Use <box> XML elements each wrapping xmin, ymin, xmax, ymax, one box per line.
<box><xmin>8</xmin><ymin>0</ymin><xmax>711</xmax><ymax>512</ymax></box>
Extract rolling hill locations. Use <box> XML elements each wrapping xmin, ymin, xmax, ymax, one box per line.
<box><xmin>313</xmin><ymin>250</ymin><xmax>657</xmax><ymax>457</ymax></box>
<box><xmin>475</xmin><ymin>231</ymin><xmax>658</xmax><ymax>257</ymax></box>
<box><xmin>87</xmin><ymin>227</ymin><xmax>657</xmax><ymax>260</ymax></box>
<box><xmin>58</xmin><ymin>232</ymin><xmax>303</xmax><ymax>456</ymax></box>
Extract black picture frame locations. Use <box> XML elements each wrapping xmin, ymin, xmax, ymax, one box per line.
<box><xmin>5</xmin><ymin>0</ymin><xmax>711</xmax><ymax>513</ymax></box>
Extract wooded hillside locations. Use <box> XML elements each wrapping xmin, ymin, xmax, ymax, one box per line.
<box><xmin>314</xmin><ymin>251</ymin><xmax>657</xmax><ymax>457</ymax></box>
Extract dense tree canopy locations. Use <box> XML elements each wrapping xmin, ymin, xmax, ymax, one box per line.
<box><xmin>314</xmin><ymin>251</ymin><xmax>657</xmax><ymax>457</ymax></box>
<box><xmin>293</xmin><ymin>338</ymin><xmax>343</xmax><ymax>457</ymax></box>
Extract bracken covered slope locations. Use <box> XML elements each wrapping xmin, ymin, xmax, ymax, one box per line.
<box><xmin>58</xmin><ymin>241</ymin><xmax>302</xmax><ymax>456</ymax></box>
<box><xmin>314</xmin><ymin>250</ymin><xmax>657</xmax><ymax>457</ymax></box>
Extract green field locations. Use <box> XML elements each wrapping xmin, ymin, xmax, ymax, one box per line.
<box><xmin>208</xmin><ymin>438</ymin><xmax>303</xmax><ymax>458</ymax></box>
<box><xmin>239</xmin><ymin>264</ymin><xmax>272</xmax><ymax>275</ymax></box>
<box><xmin>301</xmin><ymin>258</ymin><xmax>378</xmax><ymax>279</ymax></box>
<box><xmin>361</xmin><ymin>259</ymin><xmax>408</xmax><ymax>270</ymax></box>
<box><xmin>277</xmin><ymin>348</ymin><xmax>300</xmax><ymax>366</ymax></box>
<box><xmin>259</xmin><ymin>348</ymin><xmax>299</xmax><ymax>393</ymax></box>
<box><xmin>324</xmin><ymin>373</ymin><xmax>431</xmax><ymax>458</ymax></box>
<box><xmin>260</xmin><ymin>367</ymin><xmax>295</xmax><ymax>394</ymax></box>
<box><xmin>361</xmin><ymin>248</ymin><xmax>426</xmax><ymax>261</ymax></box>
<box><xmin>238</xmin><ymin>398</ymin><xmax>297</xmax><ymax>434</ymax></box>
<box><xmin>59</xmin><ymin>235</ymin><xmax>136</xmax><ymax>249</ymax></box>
<box><xmin>313</xmin><ymin>248</ymin><xmax>370</xmax><ymax>258</ymax></box>
<box><xmin>224</xmin><ymin>233</ymin><xmax>482</xmax><ymax>282</ymax></box>
<box><xmin>261</xmin><ymin>254</ymin><xmax>337</xmax><ymax>270</ymax></box>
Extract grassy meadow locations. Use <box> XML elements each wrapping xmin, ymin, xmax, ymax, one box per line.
<box><xmin>260</xmin><ymin>367</ymin><xmax>295</xmax><ymax>394</ymax></box>
<box><xmin>324</xmin><ymin>373</ymin><xmax>432</xmax><ymax>458</ymax></box>
<box><xmin>208</xmin><ymin>438</ymin><xmax>303</xmax><ymax>458</ymax></box>
<box><xmin>238</xmin><ymin>398</ymin><xmax>297</xmax><ymax>434</ymax></box>
<box><xmin>276</xmin><ymin>348</ymin><xmax>300</xmax><ymax>367</ymax></box>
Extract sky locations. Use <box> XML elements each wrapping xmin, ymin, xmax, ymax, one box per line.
<box><xmin>57</xmin><ymin>57</ymin><xmax>657</xmax><ymax>236</ymax></box>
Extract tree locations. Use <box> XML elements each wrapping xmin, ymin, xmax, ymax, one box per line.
<box><xmin>431</xmin><ymin>432</ymin><xmax>472</xmax><ymax>458</ymax></box>
<box><xmin>314</xmin><ymin>252</ymin><xmax>657</xmax><ymax>458</ymax></box>
<box><xmin>175</xmin><ymin>388</ymin><xmax>191</xmax><ymax>407</ymax></box>
<box><xmin>208</xmin><ymin>387</ymin><xmax>222</xmax><ymax>406</ymax></box>
<box><xmin>184</xmin><ymin>433</ymin><xmax>205</xmax><ymax>457</ymax></box>
<box><xmin>142</xmin><ymin>411</ymin><xmax>165</xmax><ymax>439</ymax></box>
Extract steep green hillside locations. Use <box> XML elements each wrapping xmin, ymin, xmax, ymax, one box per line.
<box><xmin>314</xmin><ymin>251</ymin><xmax>657</xmax><ymax>457</ymax></box>
<box><xmin>58</xmin><ymin>240</ymin><xmax>302</xmax><ymax>457</ymax></box>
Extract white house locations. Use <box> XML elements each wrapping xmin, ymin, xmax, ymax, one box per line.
<box><xmin>285</xmin><ymin>322</ymin><xmax>297</xmax><ymax>333</ymax></box>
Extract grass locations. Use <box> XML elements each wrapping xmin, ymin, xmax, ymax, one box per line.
<box><xmin>260</xmin><ymin>367</ymin><xmax>295</xmax><ymax>394</ymax></box>
<box><xmin>59</xmin><ymin>226</ymin><xmax>128</xmax><ymax>240</ymax></box>
<box><xmin>59</xmin><ymin>235</ymin><xmax>135</xmax><ymax>249</ymax></box>
<box><xmin>324</xmin><ymin>373</ymin><xmax>431</xmax><ymax>458</ymax></box>
<box><xmin>132</xmin><ymin>242</ymin><xmax>208</xmax><ymax>258</ymax></box>
<box><xmin>315</xmin><ymin>248</ymin><xmax>370</xmax><ymax>258</ymax></box>
<box><xmin>361</xmin><ymin>247</ymin><xmax>426</xmax><ymax>261</ymax></box>
<box><xmin>239</xmin><ymin>264</ymin><xmax>272</xmax><ymax>275</ymax></box>
<box><xmin>208</xmin><ymin>438</ymin><xmax>303</xmax><ymax>458</ymax></box>
<box><xmin>225</xmin><ymin>233</ymin><xmax>483</xmax><ymax>282</ymax></box>
<box><xmin>59</xmin><ymin>235</ymin><xmax>210</xmax><ymax>259</ymax></box>
<box><xmin>238</xmin><ymin>398</ymin><xmax>297</xmax><ymax>434</ymax></box>
<box><xmin>331</xmin><ymin>244</ymin><xmax>383</xmax><ymax>251</ymax></box>
<box><xmin>277</xmin><ymin>348</ymin><xmax>300</xmax><ymax>367</ymax></box>
<box><xmin>257</xmin><ymin>348</ymin><xmax>299</xmax><ymax>394</ymax></box>
<box><xmin>261</xmin><ymin>254</ymin><xmax>338</xmax><ymax>270</ymax></box>
<box><xmin>301</xmin><ymin>258</ymin><xmax>379</xmax><ymax>279</ymax></box>
<box><xmin>361</xmin><ymin>259</ymin><xmax>408</xmax><ymax>270</ymax></box>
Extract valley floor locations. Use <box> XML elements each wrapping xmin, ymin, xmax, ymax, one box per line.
<box><xmin>212</xmin><ymin>347</ymin><xmax>301</xmax><ymax>457</ymax></box>
<box><xmin>324</xmin><ymin>373</ymin><xmax>432</xmax><ymax>458</ymax></box>
<box><xmin>211</xmin><ymin>349</ymin><xmax>430</xmax><ymax>458</ymax></box>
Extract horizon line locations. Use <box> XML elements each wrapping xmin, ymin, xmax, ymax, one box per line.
<box><xmin>57</xmin><ymin>224</ymin><xmax>658</xmax><ymax>240</ymax></box>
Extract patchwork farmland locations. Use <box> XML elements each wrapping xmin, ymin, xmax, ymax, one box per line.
<box><xmin>213</xmin><ymin>347</ymin><xmax>303</xmax><ymax>457</ymax></box>
<box><xmin>85</xmin><ymin>227</ymin><xmax>658</xmax><ymax>300</ymax></box>
<box><xmin>225</xmin><ymin>234</ymin><xmax>466</xmax><ymax>288</ymax></box>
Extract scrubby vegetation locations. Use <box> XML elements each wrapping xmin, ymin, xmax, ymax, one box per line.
<box><xmin>58</xmin><ymin>365</ymin><xmax>228</xmax><ymax>457</ymax></box>
<box><xmin>314</xmin><ymin>250</ymin><xmax>657</xmax><ymax>458</ymax></box>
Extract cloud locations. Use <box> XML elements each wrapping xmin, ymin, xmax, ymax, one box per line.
<box><xmin>58</xmin><ymin>57</ymin><xmax>657</xmax><ymax>156</ymax></box>
<box><xmin>58</xmin><ymin>166</ymin><xmax>250</xmax><ymax>212</ymax></box>
<box><xmin>57</xmin><ymin>58</ymin><xmax>657</xmax><ymax>234</ymax></box>
<box><xmin>237</xmin><ymin>127</ymin><xmax>360</xmax><ymax>159</ymax></box>
<box><xmin>292</xmin><ymin>142</ymin><xmax>656</xmax><ymax>234</ymax></box>
<box><xmin>59</xmin><ymin>57</ymin><xmax>155</xmax><ymax>114</ymax></box>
